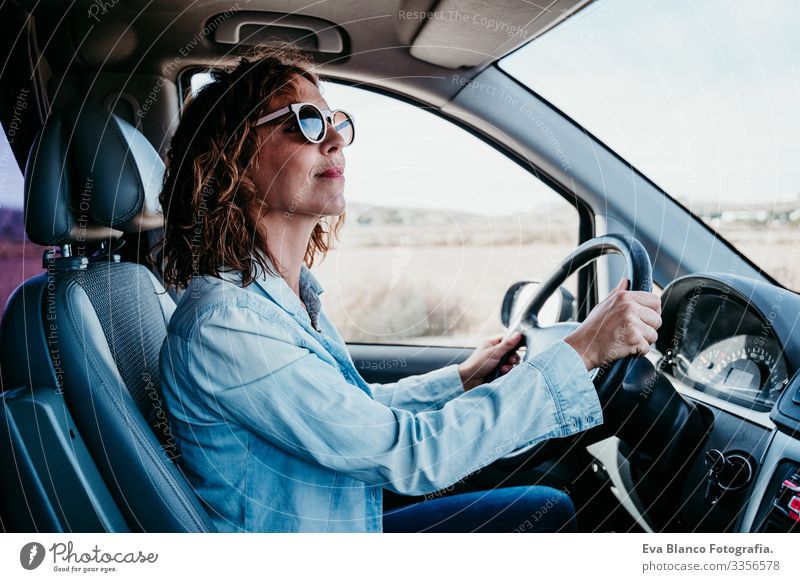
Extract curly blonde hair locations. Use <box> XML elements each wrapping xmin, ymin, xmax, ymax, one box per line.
<box><xmin>151</xmin><ymin>43</ymin><xmax>344</xmax><ymax>289</ymax></box>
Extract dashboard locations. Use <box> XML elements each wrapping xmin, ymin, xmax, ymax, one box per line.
<box><xmin>587</xmin><ymin>272</ymin><xmax>800</xmax><ymax>533</ymax></box>
<box><xmin>658</xmin><ymin>286</ymin><xmax>791</xmax><ymax>412</ymax></box>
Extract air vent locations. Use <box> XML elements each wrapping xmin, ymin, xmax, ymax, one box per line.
<box><xmin>771</xmin><ymin>369</ymin><xmax>800</xmax><ymax>435</ymax></box>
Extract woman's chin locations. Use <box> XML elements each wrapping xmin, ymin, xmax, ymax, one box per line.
<box><xmin>323</xmin><ymin>192</ymin><xmax>346</xmax><ymax>216</ymax></box>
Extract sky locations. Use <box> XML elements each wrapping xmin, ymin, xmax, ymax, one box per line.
<box><xmin>2</xmin><ymin>0</ymin><xmax>797</xmax><ymax>212</ymax></box>
<box><xmin>315</xmin><ymin>81</ymin><xmax>567</xmax><ymax>216</ymax></box>
<box><xmin>501</xmin><ymin>0</ymin><xmax>800</xmax><ymax>206</ymax></box>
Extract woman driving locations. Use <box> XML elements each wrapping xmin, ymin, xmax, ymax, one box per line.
<box><xmin>155</xmin><ymin>45</ymin><xmax>662</xmax><ymax>533</ymax></box>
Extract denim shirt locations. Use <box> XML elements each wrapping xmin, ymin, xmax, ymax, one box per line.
<box><xmin>160</xmin><ymin>263</ymin><xmax>604</xmax><ymax>533</ymax></box>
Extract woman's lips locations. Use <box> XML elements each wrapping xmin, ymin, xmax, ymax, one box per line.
<box><xmin>317</xmin><ymin>167</ymin><xmax>344</xmax><ymax>179</ymax></box>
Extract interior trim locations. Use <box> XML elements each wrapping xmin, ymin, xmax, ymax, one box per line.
<box><xmin>213</xmin><ymin>11</ymin><xmax>345</xmax><ymax>53</ymax></box>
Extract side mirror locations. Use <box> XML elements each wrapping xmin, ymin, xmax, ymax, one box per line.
<box><xmin>500</xmin><ymin>280</ymin><xmax>577</xmax><ymax>328</ymax></box>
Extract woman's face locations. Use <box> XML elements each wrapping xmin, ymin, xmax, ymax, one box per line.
<box><xmin>249</xmin><ymin>76</ymin><xmax>346</xmax><ymax>220</ymax></box>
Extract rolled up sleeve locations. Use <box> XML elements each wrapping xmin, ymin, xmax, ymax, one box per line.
<box><xmin>186</xmin><ymin>304</ymin><xmax>603</xmax><ymax>497</ymax></box>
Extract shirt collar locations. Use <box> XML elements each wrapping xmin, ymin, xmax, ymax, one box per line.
<box><xmin>223</xmin><ymin>251</ymin><xmax>324</xmax><ymax>331</ymax></box>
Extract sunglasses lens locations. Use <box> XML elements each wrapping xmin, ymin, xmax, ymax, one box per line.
<box><xmin>298</xmin><ymin>105</ymin><xmax>325</xmax><ymax>142</ymax></box>
<box><xmin>333</xmin><ymin>111</ymin><xmax>354</xmax><ymax>146</ymax></box>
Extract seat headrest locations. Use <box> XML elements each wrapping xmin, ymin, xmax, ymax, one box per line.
<box><xmin>24</xmin><ymin>100</ymin><xmax>165</xmax><ymax>246</ymax></box>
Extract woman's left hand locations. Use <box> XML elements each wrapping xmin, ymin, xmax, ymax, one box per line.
<box><xmin>457</xmin><ymin>331</ymin><xmax>524</xmax><ymax>391</ymax></box>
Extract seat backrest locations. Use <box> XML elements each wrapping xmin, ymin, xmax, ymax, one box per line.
<box><xmin>0</xmin><ymin>99</ymin><xmax>213</xmax><ymax>532</ymax></box>
<box><xmin>56</xmin><ymin>262</ymin><xmax>180</xmax><ymax>459</ymax></box>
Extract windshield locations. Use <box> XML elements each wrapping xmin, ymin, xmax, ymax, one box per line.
<box><xmin>500</xmin><ymin>0</ymin><xmax>800</xmax><ymax>291</ymax></box>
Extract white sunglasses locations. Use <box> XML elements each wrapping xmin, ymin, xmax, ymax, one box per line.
<box><xmin>254</xmin><ymin>102</ymin><xmax>355</xmax><ymax>146</ymax></box>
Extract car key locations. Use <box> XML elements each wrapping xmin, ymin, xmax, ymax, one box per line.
<box><xmin>704</xmin><ymin>449</ymin><xmax>725</xmax><ymax>506</ymax></box>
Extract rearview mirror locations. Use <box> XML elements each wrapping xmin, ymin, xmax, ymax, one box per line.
<box><xmin>500</xmin><ymin>280</ymin><xmax>577</xmax><ymax>328</ymax></box>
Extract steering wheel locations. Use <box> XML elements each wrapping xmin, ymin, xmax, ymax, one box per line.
<box><xmin>489</xmin><ymin>233</ymin><xmax>653</xmax><ymax>470</ymax></box>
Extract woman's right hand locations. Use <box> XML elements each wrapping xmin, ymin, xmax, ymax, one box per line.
<box><xmin>564</xmin><ymin>277</ymin><xmax>662</xmax><ymax>371</ymax></box>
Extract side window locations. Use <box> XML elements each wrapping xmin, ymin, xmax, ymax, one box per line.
<box><xmin>0</xmin><ymin>122</ymin><xmax>44</xmax><ymax>318</ymax></box>
<box><xmin>183</xmin><ymin>73</ymin><xmax>581</xmax><ymax>347</ymax></box>
<box><xmin>314</xmin><ymin>83</ymin><xmax>579</xmax><ymax>347</ymax></box>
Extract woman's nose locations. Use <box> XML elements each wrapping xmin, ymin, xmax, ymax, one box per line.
<box><xmin>321</xmin><ymin>118</ymin><xmax>345</xmax><ymax>152</ymax></box>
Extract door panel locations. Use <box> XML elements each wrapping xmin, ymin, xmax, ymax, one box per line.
<box><xmin>348</xmin><ymin>343</ymin><xmax>472</xmax><ymax>384</ymax></box>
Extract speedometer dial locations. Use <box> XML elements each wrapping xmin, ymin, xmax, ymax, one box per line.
<box><xmin>683</xmin><ymin>335</ymin><xmax>788</xmax><ymax>407</ymax></box>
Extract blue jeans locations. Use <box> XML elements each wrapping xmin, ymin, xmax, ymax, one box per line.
<box><xmin>383</xmin><ymin>485</ymin><xmax>577</xmax><ymax>533</ymax></box>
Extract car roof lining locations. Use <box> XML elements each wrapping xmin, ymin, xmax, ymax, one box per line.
<box><xmin>19</xmin><ymin>0</ymin><xmax>595</xmax><ymax>108</ymax></box>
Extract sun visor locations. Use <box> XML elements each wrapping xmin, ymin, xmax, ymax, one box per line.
<box><xmin>409</xmin><ymin>0</ymin><xmax>593</xmax><ymax>68</ymax></box>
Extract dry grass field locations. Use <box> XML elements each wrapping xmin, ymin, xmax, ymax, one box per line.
<box><xmin>314</xmin><ymin>219</ymin><xmax>800</xmax><ymax>347</ymax></box>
